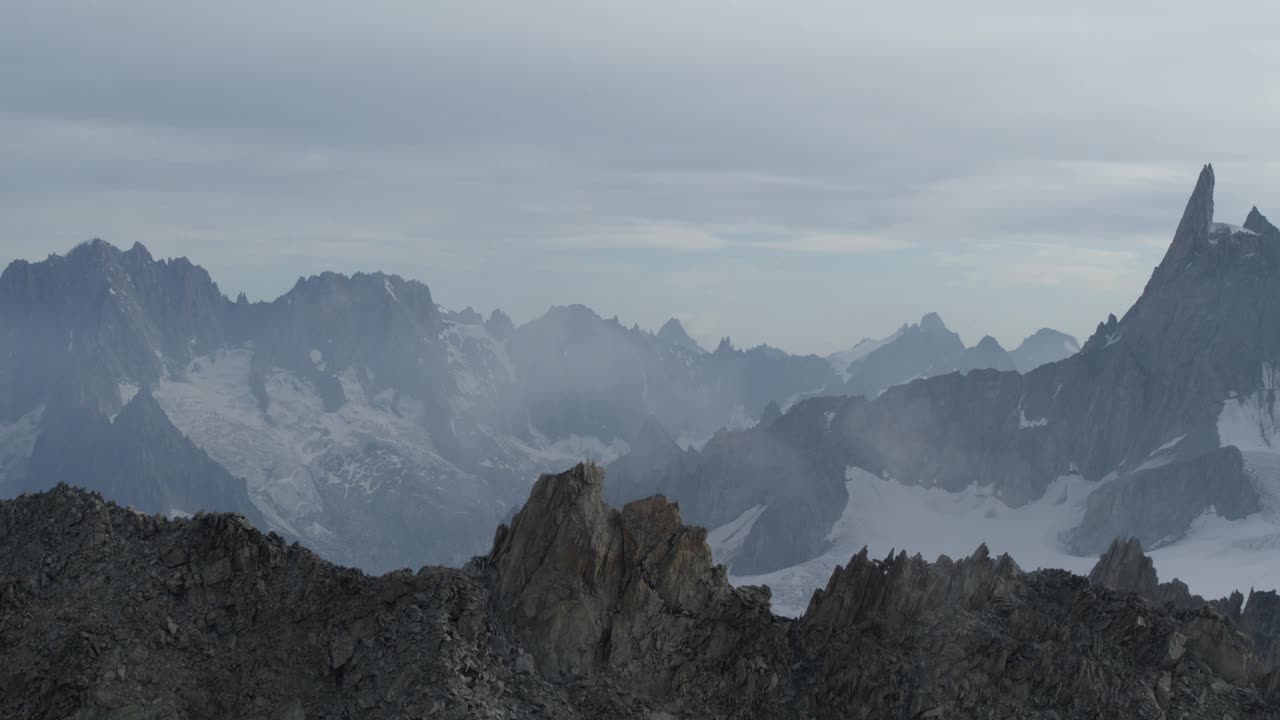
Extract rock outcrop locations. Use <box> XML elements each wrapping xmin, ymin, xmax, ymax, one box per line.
<box><xmin>4</xmin><ymin>466</ymin><xmax>1280</xmax><ymax>718</ymax></box>
<box><xmin>480</xmin><ymin>463</ymin><xmax>786</xmax><ymax>714</ymax></box>
<box><xmin>1069</xmin><ymin>447</ymin><xmax>1260</xmax><ymax>555</ymax></box>
<box><xmin>1088</xmin><ymin>536</ymin><xmax>1161</xmax><ymax>599</ymax></box>
<box><xmin>1089</xmin><ymin>537</ymin><xmax>1280</xmax><ymax>692</ymax></box>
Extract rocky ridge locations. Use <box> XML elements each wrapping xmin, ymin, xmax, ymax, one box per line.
<box><xmin>0</xmin><ymin>242</ymin><xmax>841</xmax><ymax>573</ymax></box>
<box><xmin>613</xmin><ymin>165</ymin><xmax>1280</xmax><ymax>579</ymax></box>
<box><xmin>3</xmin><ymin>465</ymin><xmax>1280</xmax><ymax>719</ymax></box>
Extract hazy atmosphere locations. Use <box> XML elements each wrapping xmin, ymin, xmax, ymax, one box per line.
<box><xmin>12</xmin><ymin>4</ymin><xmax>1280</xmax><ymax>716</ymax></box>
<box><xmin>5</xmin><ymin>2</ymin><xmax>1279</xmax><ymax>353</ymax></box>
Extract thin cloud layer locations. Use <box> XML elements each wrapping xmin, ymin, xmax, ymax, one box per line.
<box><xmin>2</xmin><ymin>2</ymin><xmax>1279</xmax><ymax>353</ymax></box>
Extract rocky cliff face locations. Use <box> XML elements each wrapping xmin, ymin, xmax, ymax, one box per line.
<box><xmin>479</xmin><ymin>463</ymin><xmax>786</xmax><ymax>713</ymax></box>
<box><xmin>0</xmin><ymin>240</ymin><xmax>843</xmax><ymax>574</ymax></box>
<box><xmin>21</xmin><ymin>390</ymin><xmax>266</xmax><ymax>528</ymax></box>
<box><xmin>842</xmin><ymin>312</ymin><xmax>966</xmax><ymax>398</ymax></box>
<box><xmin>0</xmin><ymin>240</ymin><xmax>236</xmax><ymax>422</ymax></box>
<box><xmin>614</xmin><ymin>165</ymin><xmax>1280</xmax><ymax>582</ymax></box>
<box><xmin>3</xmin><ymin>467</ymin><xmax>1280</xmax><ymax>719</ymax></box>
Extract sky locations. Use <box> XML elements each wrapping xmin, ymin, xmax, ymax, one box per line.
<box><xmin>3</xmin><ymin>2</ymin><xmax>1280</xmax><ymax>356</ymax></box>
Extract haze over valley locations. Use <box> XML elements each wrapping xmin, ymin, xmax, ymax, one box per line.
<box><xmin>8</xmin><ymin>3</ymin><xmax>1280</xmax><ymax>718</ymax></box>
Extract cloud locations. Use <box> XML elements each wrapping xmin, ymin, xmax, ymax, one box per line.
<box><xmin>753</xmin><ymin>234</ymin><xmax>913</xmax><ymax>254</ymax></box>
<box><xmin>537</xmin><ymin>223</ymin><xmax>727</xmax><ymax>253</ymax></box>
<box><xmin>4</xmin><ymin>3</ymin><xmax>1280</xmax><ymax>353</ymax></box>
<box><xmin>935</xmin><ymin>240</ymin><xmax>1150</xmax><ymax>292</ymax></box>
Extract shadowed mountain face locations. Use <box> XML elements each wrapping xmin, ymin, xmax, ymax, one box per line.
<box><xmin>830</xmin><ymin>315</ymin><xmax>1078</xmax><ymax>397</ymax></box>
<box><xmin>0</xmin><ymin>240</ymin><xmax>238</xmax><ymax>422</ymax></box>
<box><xmin>21</xmin><ymin>390</ymin><xmax>266</xmax><ymax>528</ymax></box>
<box><xmin>1010</xmin><ymin>328</ymin><xmax>1081</xmax><ymax>372</ymax></box>
<box><xmin>841</xmin><ymin>312</ymin><xmax>966</xmax><ymax>397</ymax></box>
<box><xmin>0</xmin><ymin>236</ymin><xmax>1087</xmax><ymax>576</ymax></box>
<box><xmin>610</xmin><ymin>165</ymin><xmax>1280</xmax><ymax>589</ymax></box>
<box><xmin>2</xmin><ymin>468</ymin><xmax>1278</xmax><ymax>719</ymax></box>
<box><xmin>0</xmin><ymin>242</ymin><xmax>849</xmax><ymax>572</ymax></box>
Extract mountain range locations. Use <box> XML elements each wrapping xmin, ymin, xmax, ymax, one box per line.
<box><xmin>828</xmin><ymin>314</ymin><xmax>1079</xmax><ymax>396</ymax></box>
<box><xmin>0</xmin><ymin>239</ymin><xmax>1071</xmax><ymax>573</ymax></box>
<box><xmin>6</xmin><ymin>164</ymin><xmax>1280</xmax><ymax>716</ymax></box>
<box><xmin>608</xmin><ymin>164</ymin><xmax>1280</xmax><ymax>614</ymax></box>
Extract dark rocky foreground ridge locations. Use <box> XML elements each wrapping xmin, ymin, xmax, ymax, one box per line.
<box><xmin>4</xmin><ymin>464</ymin><xmax>1280</xmax><ymax>719</ymax></box>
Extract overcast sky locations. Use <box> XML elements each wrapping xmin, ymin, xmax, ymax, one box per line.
<box><xmin>3</xmin><ymin>2</ymin><xmax>1279</xmax><ymax>355</ymax></box>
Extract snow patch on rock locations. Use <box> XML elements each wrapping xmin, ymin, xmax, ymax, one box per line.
<box><xmin>731</xmin><ymin>468</ymin><xmax>1099</xmax><ymax>617</ymax></box>
<box><xmin>0</xmin><ymin>406</ymin><xmax>43</xmax><ymax>487</ymax></box>
<box><xmin>707</xmin><ymin>504</ymin><xmax>766</xmax><ymax>569</ymax></box>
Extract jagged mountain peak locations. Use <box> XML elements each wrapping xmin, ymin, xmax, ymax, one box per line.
<box><xmin>1010</xmin><ymin>327</ymin><xmax>1080</xmax><ymax>372</ymax></box>
<box><xmin>1246</xmin><ymin>205</ymin><xmax>1279</xmax><ymax>236</ymax></box>
<box><xmin>1160</xmin><ymin>163</ymin><xmax>1215</xmax><ymax>270</ymax></box>
<box><xmin>952</xmin><ymin>333</ymin><xmax>1015</xmax><ymax>374</ymax></box>
<box><xmin>484</xmin><ymin>463</ymin><xmax>745</xmax><ymax>683</ymax></box>
<box><xmin>282</xmin><ymin>270</ymin><xmax>428</xmax><ymax>305</ymax></box>
<box><xmin>657</xmin><ymin>317</ymin><xmax>705</xmax><ymax>353</ymax></box>
<box><xmin>1088</xmin><ymin>537</ymin><xmax>1159</xmax><ymax>599</ymax></box>
<box><xmin>485</xmin><ymin>308</ymin><xmax>515</xmax><ymax>338</ymax></box>
<box><xmin>6</xmin><ymin>478</ymin><xmax>1280</xmax><ymax>717</ymax></box>
<box><xmin>972</xmin><ymin>335</ymin><xmax>1004</xmax><ymax>352</ymax></box>
<box><xmin>631</xmin><ymin>415</ymin><xmax>681</xmax><ymax>456</ymax></box>
<box><xmin>1026</xmin><ymin>327</ymin><xmax>1067</xmax><ymax>340</ymax></box>
<box><xmin>113</xmin><ymin>385</ymin><xmax>165</xmax><ymax>424</ymax></box>
<box><xmin>918</xmin><ymin>311</ymin><xmax>947</xmax><ymax>332</ymax></box>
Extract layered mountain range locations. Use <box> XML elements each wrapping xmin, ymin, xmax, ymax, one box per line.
<box><xmin>609</xmin><ymin>165</ymin><xmax>1280</xmax><ymax>612</ymax></box>
<box><xmin>828</xmin><ymin>313</ymin><xmax>1078</xmax><ymax>396</ymax></box>
<box><xmin>0</xmin><ymin>241</ymin><xmax>835</xmax><ymax>570</ymax></box>
<box><xmin>3</xmin><ymin>466</ymin><xmax>1279</xmax><ymax>718</ymax></box>
<box><xmin>0</xmin><ymin>236</ymin><xmax>1076</xmax><ymax>573</ymax></box>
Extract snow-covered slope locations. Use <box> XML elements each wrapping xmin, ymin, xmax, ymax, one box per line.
<box><xmin>152</xmin><ymin>336</ymin><xmax>631</xmax><ymax>570</ymax></box>
<box><xmin>728</xmin><ymin>467</ymin><xmax>1100</xmax><ymax>617</ymax></box>
<box><xmin>620</xmin><ymin>166</ymin><xmax>1280</xmax><ymax>616</ymax></box>
<box><xmin>728</xmin><ymin>461</ymin><xmax>1280</xmax><ymax>618</ymax></box>
<box><xmin>0</xmin><ymin>239</ymin><xmax>848</xmax><ymax>573</ymax></box>
<box><xmin>825</xmin><ymin>329</ymin><xmax>903</xmax><ymax>381</ymax></box>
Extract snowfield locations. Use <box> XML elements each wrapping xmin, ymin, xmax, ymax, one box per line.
<box><xmin>720</xmin><ymin>379</ymin><xmax>1280</xmax><ymax>618</ymax></box>
<box><xmin>151</xmin><ymin>343</ymin><xmax>633</xmax><ymax>566</ymax></box>
<box><xmin>727</xmin><ymin>468</ymin><xmax>1099</xmax><ymax>617</ymax></box>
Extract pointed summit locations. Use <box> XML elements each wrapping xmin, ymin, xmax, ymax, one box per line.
<box><xmin>126</xmin><ymin>241</ymin><xmax>154</xmax><ymax>262</ymax></box>
<box><xmin>973</xmin><ymin>335</ymin><xmax>1005</xmax><ymax>352</ymax></box>
<box><xmin>484</xmin><ymin>308</ymin><xmax>515</xmax><ymax>339</ymax></box>
<box><xmin>631</xmin><ymin>415</ymin><xmax>681</xmax><ymax>457</ymax></box>
<box><xmin>657</xmin><ymin>318</ymin><xmax>705</xmax><ymax>353</ymax></box>
<box><xmin>1245</xmin><ymin>206</ymin><xmax>1278</xmax><ymax>236</ymax></box>
<box><xmin>953</xmin><ymin>334</ymin><xmax>1015</xmax><ymax>374</ymax></box>
<box><xmin>1160</xmin><ymin>164</ymin><xmax>1215</xmax><ymax>269</ymax></box>
<box><xmin>918</xmin><ymin>312</ymin><xmax>947</xmax><ymax>332</ymax></box>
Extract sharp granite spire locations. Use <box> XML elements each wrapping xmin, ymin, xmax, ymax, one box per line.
<box><xmin>1160</xmin><ymin>163</ymin><xmax>1215</xmax><ymax>269</ymax></box>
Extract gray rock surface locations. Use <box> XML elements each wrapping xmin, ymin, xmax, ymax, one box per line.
<box><xmin>842</xmin><ymin>312</ymin><xmax>966</xmax><ymax>398</ymax></box>
<box><xmin>4</xmin><ymin>466</ymin><xmax>1280</xmax><ymax>718</ymax></box>
<box><xmin>952</xmin><ymin>335</ymin><xmax>1016</xmax><ymax>375</ymax></box>
<box><xmin>1069</xmin><ymin>447</ymin><xmax>1260</xmax><ymax>555</ymax></box>
<box><xmin>613</xmin><ymin>165</ymin><xmax>1280</xmax><ymax>575</ymax></box>
<box><xmin>0</xmin><ymin>241</ymin><xmax>842</xmax><ymax>573</ymax></box>
<box><xmin>1009</xmin><ymin>328</ymin><xmax>1081</xmax><ymax>373</ymax></box>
